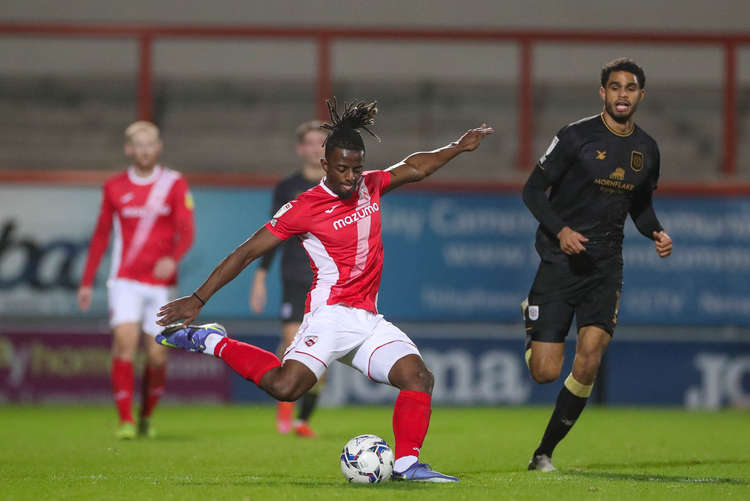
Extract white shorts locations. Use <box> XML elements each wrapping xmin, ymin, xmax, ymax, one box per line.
<box><xmin>282</xmin><ymin>304</ymin><xmax>421</xmax><ymax>384</ymax></box>
<box><xmin>107</xmin><ymin>278</ymin><xmax>174</xmax><ymax>337</ymax></box>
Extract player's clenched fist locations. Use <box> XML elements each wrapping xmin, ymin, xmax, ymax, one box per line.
<box><xmin>652</xmin><ymin>230</ymin><xmax>672</xmax><ymax>258</ymax></box>
<box><xmin>556</xmin><ymin>226</ymin><xmax>589</xmax><ymax>255</ymax></box>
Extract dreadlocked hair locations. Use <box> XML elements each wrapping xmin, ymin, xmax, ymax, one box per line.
<box><xmin>321</xmin><ymin>97</ymin><xmax>380</xmax><ymax>158</ymax></box>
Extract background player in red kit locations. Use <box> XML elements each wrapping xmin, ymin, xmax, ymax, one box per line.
<box><xmin>156</xmin><ymin>99</ymin><xmax>493</xmax><ymax>482</ymax></box>
<box><xmin>78</xmin><ymin>121</ymin><xmax>195</xmax><ymax>439</ymax></box>
<box><xmin>249</xmin><ymin>120</ymin><xmax>329</xmax><ymax>437</ymax></box>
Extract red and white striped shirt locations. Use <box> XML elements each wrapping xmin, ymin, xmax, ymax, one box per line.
<box><xmin>265</xmin><ymin>170</ymin><xmax>390</xmax><ymax>315</ymax></box>
<box><xmin>81</xmin><ymin>166</ymin><xmax>195</xmax><ymax>287</ymax></box>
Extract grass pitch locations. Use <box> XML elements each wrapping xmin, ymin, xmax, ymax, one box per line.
<box><xmin>1</xmin><ymin>405</ymin><xmax>748</xmax><ymax>500</ymax></box>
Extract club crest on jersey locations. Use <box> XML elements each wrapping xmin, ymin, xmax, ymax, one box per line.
<box><xmin>528</xmin><ymin>305</ymin><xmax>539</xmax><ymax>321</ymax></box>
<box><xmin>304</xmin><ymin>335</ymin><xmax>318</xmax><ymax>347</ymax></box>
<box><xmin>630</xmin><ymin>150</ymin><xmax>644</xmax><ymax>173</ymax></box>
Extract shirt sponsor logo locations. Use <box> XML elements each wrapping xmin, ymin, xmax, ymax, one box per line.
<box><xmin>332</xmin><ymin>203</ymin><xmax>380</xmax><ymax>230</ymax></box>
<box><xmin>593</xmin><ymin>177</ymin><xmax>635</xmax><ymax>191</ymax></box>
<box><xmin>609</xmin><ymin>168</ymin><xmax>625</xmax><ymax>180</ymax></box>
<box><xmin>121</xmin><ymin>205</ymin><xmax>171</xmax><ymax>218</ymax></box>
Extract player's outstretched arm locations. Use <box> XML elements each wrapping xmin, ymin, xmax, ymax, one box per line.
<box><xmin>383</xmin><ymin>124</ymin><xmax>494</xmax><ymax>194</ymax></box>
<box><xmin>157</xmin><ymin>227</ymin><xmax>283</xmax><ymax>326</ymax></box>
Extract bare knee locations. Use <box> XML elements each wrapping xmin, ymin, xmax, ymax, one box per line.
<box><xmin>260</xmin><ymin>362</ymin><xmax>316</xmax><ymax>402</ymax></box>
<box><xmin>112</xmin><ymin>325</ymin><xmax>139</xmax><ymax>361</ymax></box>
<box><xmin>530</xmin><ymin>362</ymin><xmax>561</xmax><ymax>384</ymax></box>
<box><xmin>527</xmin><ymin>341</ymin><xmax>565</xmax><ymax>384</ymax></box>
<box><xmin>265</xmin><ymin>376</ymin><xmax>305</xmax><ymax>401</ymax></box>
<box><xmin>572</xmin><ymin>352</ymin><xmax>602</xmax><ymax>384</ymax></box>
<box><xmin>413</xmin><ymin>366</ymin><xmax>435</xmax><ymax>394</ymax></box>
<box><xmin>390</xmin><ymin>359</ymin><xmax>434</xmax><ymax>394</ymax></box>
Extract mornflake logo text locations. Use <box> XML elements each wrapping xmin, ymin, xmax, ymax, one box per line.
<box><xmin>332</xmin><ymin>203</ymin><xmax>380</xmax><ymax>230</ymax></box>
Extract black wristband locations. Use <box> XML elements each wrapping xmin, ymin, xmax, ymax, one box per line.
<box><xmin>192</xmin><ymin>292</ymin><xmax>206</xmax><ymax>306</ymax></box>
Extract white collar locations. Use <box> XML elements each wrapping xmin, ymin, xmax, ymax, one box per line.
<box><xmin>127</xmin><ymin>165</ymin><xmax>162</xmax><ymax>185</ymax></box>
<box><xmin>319</xmin><ymin>177</ymin><xmax>339</xmax><ymax>198</ymax></box>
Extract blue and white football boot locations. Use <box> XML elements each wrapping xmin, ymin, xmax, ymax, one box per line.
<box><xmin>392</xmin><ymin>462</ymin><xmax>458</xmax><ymax>483</ymax></box>
<box><xmin>155</xmin><ymin>322</ymin><xmax>227</xmax><ymax>354</ymax></box>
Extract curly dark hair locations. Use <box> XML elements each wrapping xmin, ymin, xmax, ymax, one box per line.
<box><xmin>321</xmin><ymin>97</ymin><xmax>380</xmax><ymax>158</ymax></box>
<box><xmin>601</xmin><ymin>57</ymin><xmax>646</xmax><ymax>89</ymax></box>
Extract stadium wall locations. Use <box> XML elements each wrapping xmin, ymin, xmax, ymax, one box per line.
<box><xmin>2</xmin><ymin>327</ymin><xmax>749</xmax><ymax>409</ymax></box>
<box><xmin>2</xmin><ymin>183</ymin><xmax>750</xmax><ymax>326</ymax></box>
<box><xmin>2</xmin><ymin>183</ymin><xmax>750</xmax><ymax>408</ymax></box>
<box><xmin>2</xmin><ymin>0</ymin><xmax>750</xmax><ymax>31</ymax></box>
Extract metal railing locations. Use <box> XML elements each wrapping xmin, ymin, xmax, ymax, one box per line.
<box><xmin>0</xmin><ymin>22</ymin><xmax>748</xmax><ymax>189</ymax></box>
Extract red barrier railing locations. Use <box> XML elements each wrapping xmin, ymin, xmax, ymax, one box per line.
<box><xmin>1</xmin><ymin>22</ymin><xmax>748</xmax><ymax>185</ymax></box>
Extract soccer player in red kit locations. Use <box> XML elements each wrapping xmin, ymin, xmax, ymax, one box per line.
<box><xmin>156</xmin><ymin>100</ymin><xmax>493</xmax><ymax>481</ymax></box>
<box><xmin>78</xmin><ymin>121</ymin><xmax>195</xmax><ymax>439</ymax></box>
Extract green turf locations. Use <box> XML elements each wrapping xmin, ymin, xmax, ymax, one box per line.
<box><xmin>1</xmin><ymin>405</ymin><xmax>748</xmax><ymax>500</ymax></box>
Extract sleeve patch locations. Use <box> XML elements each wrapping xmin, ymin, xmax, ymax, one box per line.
<box><xmin>273</xmin><ymin>201</ymin><xmax>294</xmax><ymax>219</ymax></box>
<box><xmin>539</xmin><ymin>136</ymin><xmax>559</xmax><ymax>165</ymax></box>
<box><xmin>185</xmin><ymin>191</ymin><xmax>195</xmax><ymax>210</ymax></box>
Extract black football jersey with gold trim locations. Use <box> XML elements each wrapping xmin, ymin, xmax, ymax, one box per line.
<box><xmin>535</xmin><ymin>114</ymin><xmax>660</xmax><ymax>262</ymax></box>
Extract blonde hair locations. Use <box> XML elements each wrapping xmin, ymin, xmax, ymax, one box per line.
<box><xmin>124</xmin><ymin>121</ymin><xmax>160</xmax><ymax>142</ymax></box>
<box><xmin>295</xmin><ymin>120</ymin><xmax>326</xmax><ymax>144</ymax></box>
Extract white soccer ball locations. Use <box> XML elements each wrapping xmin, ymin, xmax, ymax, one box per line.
<box><xmin>340</xmin><ymin>434</ymin><xmax>394</xmax><ymax>484</ymax></box>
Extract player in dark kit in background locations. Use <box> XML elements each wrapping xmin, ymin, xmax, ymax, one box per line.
<box><xmin>249</xmin><ymin>120</ymin><xmax>328</xmax><ymax>437</ymax></box>
<box><xmin>521</xmin><ymin>58</ymin><xmax>673</xmax><ymax>472</ymax></box>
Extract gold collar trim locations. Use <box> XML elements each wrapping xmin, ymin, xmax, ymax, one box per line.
<box><xmin>600</xmin><ymin>113</ymin><xmax>634</xmax><ymax>137</ymax></box>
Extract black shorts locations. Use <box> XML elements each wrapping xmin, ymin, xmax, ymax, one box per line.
<box><xmin>280</xmin><ymin>280</ymin><xmax>309</xmax><ymax>323</ymax></box>
<box><xmin>524</xmin><ymin>254</ymin><xmax>623</xmax><ymax>343</ymax></box>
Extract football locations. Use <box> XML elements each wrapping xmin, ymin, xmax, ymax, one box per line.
<box><xmin>340</xmin><ymin>434</ymin><xmax>394</xmax><ymax>483</ymax></box>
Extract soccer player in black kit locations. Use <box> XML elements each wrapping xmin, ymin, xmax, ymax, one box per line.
<box><xmin>522</xmin><ymin>58</ymin><xmax>673</xmax><ymax>472</ymax></box>
<box><xmin>249</xmin><ymin>120</ymin><xmax>328</xmax><ymax>437</ymax></box>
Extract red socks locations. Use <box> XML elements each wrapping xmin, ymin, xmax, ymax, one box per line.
<box><xmin>392</xmin><ymin>390</ymin><xmax>432</xmax><ymax>461</ymax></box>
<box><xmin>140</xmin><ymin>365</ymin><xmax>167</xmax><ymax>419</ymax></box>
<box><xmin>111</xmin><ymin>358</ymin><xmax>134</xmax><ymax>424</ymax></box>
<box><xmin>214</xmin><ymin>338</ymin><xmax>281</xmax><ymax>385</ymax></box>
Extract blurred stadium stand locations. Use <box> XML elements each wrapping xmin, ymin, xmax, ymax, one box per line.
<box><xmin>0</xmin><ymin>76</ymin><xmax>731</xmax><ymax>182</ymax></box>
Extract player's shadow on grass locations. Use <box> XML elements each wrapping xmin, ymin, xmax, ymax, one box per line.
<box><xmin>565</xmin><ymin>469</ymin><xmax>750</xmax><ymax>485</ymax></box>
<box><xmin>178</xmin><ymin>478</ymin><xmax>449</xmax><ymax>490</ymax></box>
<box><xmin>581</xmin><ymin>458</ymin><xmax>750</xmax><ymax>471</ymax></box>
